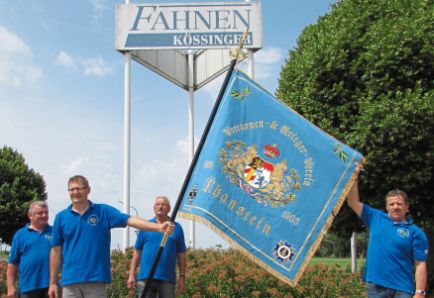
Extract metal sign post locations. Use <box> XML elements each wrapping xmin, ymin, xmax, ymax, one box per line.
<box><xmin>116</xmin><ymin>1</ymin><xmax>262</xmax><ymax>250</ymax></box>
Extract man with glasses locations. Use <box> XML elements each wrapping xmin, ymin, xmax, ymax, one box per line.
<box><xmin>7</xmin><ymin>201</ymin><xmax>52</xmax><ymax>298</ymax></box>
<box><xmin>48</xmin><ymin>175</ymin><xmax>174</xmax><ymax>298</ymax></box>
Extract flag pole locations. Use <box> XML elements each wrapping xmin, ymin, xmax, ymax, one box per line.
<box><xmin>140</xmin><ymin>31</ymin><xmax>249</xmax><ymax>298</ymax></box>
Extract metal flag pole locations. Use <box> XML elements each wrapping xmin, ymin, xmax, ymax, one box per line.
<box><xmin>140</xmin><ymin>31</ymin><xmax>249</xmax><ymax>298</ymax></box>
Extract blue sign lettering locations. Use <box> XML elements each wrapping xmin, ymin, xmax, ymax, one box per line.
<box><xmin>129</xmin><ymin>6</ymin><xmax>251</xmax><ymax>31</ymax></box>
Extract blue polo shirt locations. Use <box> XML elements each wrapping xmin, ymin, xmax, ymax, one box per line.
<box><xmin>8</xmin><ymin>224</ymin><xmax>52</xmax><ymax>293</ymax></box>
<box><xmin>361</xmin><ymin>204</ymin><xmax>428</xmax><ymax>294</ymax></box>
<box><xmin>135</xmin><ymin>218</ymin><xmax>186</xmax><ymax>284</ymax></box>
<box><xmin>51</xmin><ymin>201</ymin><xmax>129</xmax><ymax>286</ymax></box>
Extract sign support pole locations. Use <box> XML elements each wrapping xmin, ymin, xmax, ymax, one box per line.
<box><xmin>123</xmin><ymin>51</ymin><xmax>132</xmax><ymax>250</ymax></box>
<box><xmin>187</xmin><ymin>50</ymin><xmax>196</xmax><ymax>249</ymax></box>
<box><xmin>247</xmin><ymin>50</ymin><xmax>255</xmax><ymax>79</ymax></box>
<box><xmin>122</xmin><ymin>0</ymin><xmax>132</xmax><ymax>251</ymax></box>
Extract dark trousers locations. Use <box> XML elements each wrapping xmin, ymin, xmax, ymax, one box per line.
<box><xmin>20</xmin><ymin>288</ymin><xmax>49</xmax><ymax>298</ymax></box>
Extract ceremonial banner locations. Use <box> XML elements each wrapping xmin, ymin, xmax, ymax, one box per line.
<box><xmin>179</xmin><ymin>70</ymin><xmax>364</xmax><ymax>285</ymax></box>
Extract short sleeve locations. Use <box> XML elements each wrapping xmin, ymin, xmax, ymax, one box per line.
<box><xmin>360</xmin><ymin>204</ymin><xmax>378</xmax><ymax>227</ymax></box>
<box><xmin>103</xmin><ymin>204</ymin><xmax>130</xmax><ymax>228</ymax></box>
<box><xmin>51</xmin><ymin>213</ymin><xmax>64</xmax><ymax>247</ymax></box>
<box><xmin>175</xmin><ymin>223</ymin><xmax>187</xmax><ymax>253</ymax></box>
<box><xmin>134</xmin><ymin>231</ymin><xmax>144</xmax><ymax>250</ymax></box>
<box><xmin>412</xmin><ymin>228</ymin><xmax>429</xmax><ymax>261</ymax></box>
<box><xmin>8</xmin><ymin>231</ymin><xmax>21</xmax><ymax>264</ymax></box>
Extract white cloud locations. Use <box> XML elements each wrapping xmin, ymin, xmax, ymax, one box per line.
<box><xmin>251</xmin><ymin>63</ymin><xmax>275</xmax><ymax>80</ymax></box>
<box><xmin>138</xmin><ymin>158</ymin><xmax>186</xmax><ymax>185</ymax></box>
<box><xmin>200</xmin><ymin>47</ymin><xmax>283</xmax><ymax>96</ymax></box>
<box><xmin>88</xmin><ymin>0</ymin><xmax>107</xmax><ymax>21</ymax></box>
<box><xmin>57</xmin><ymin>150</ymin><xmax>121</xmax><ymax>198</ymax></box>
<box><xmin>59</xmin><ymin>156</ymin><xmax>89</xmax><ymax>174</ymax></box>
<box><xmin>89</xmin><ymin>0</ymin><xmax>106</xmax><ymax>11</ymax></box>
<box><xmin>82</xmin><ymin>57</ymin><xmax>114</xmax><ymax>77</ymax></box>
<box><xmin>0</xmin><ymin>26</ymin><xmax>31</xmax><ymax>55</ymax></box>
<box><xmin>57</xmin><ymin>51</ymin><xmax>77</xmax><ymax>71</ymax></box>
<box><xmin>57</xmin><ymin>52</ymin><xmax>115</xmax><ymax>77</ymax></box>
<box><xmin>176</xmin><ymin>136</ymin><xmax>199</xmax><ymax>156</ymax></box>
<box><xmin>254</xmin><ymin>47</ymin><xmax>283</xmax><ymax>65</ymax></box>
<box><xmin>133</xmin><ymin>136</ymin><xmax>201</xmax><ymax>199</ymax></box>
<box><xmin>201</xmin><ymin>73</ymin><xmax>225</xmax><ymax>101</ymax></box>
<box><xmin>23</xmin><ymin>67</ymin><xmax>42</xmax><ymax>82</ymax></box>
<box><xmin>248</xmin><ymin>47</ymin><xmax>283</xmax><ymax>80</ymax></box>
<box><xmin>134</xmin><ymin>155</ymin><xmax>189</xmax><ymax>209</ymax></box>
<box><xmin>0</xmin><ymin>26</ymin><xmax>42</xmax><ymax>87</ymax></box>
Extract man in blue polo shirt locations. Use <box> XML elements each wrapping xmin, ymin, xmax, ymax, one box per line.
<box><xmin>348</xmin><ymin>165</ymin><xmax>428</xmax><ymax>298</ymax></box>
<box><xmin>127</xmin><ymin>196</ymin><xmax>187</xmax><ymax>298</ymax></box>
<box><xmin>7</xmin><ymin>201</ymin><xmax>52</xmax><ymax>298</ymax></box>
<box><xmin>48</xmin><ymin>175</ymin><xmax>174</xmax><ymax>298</ymax></box>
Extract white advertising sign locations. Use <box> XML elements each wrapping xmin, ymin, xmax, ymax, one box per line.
<box><xmin>116</xmin><ymin>2</ymin><xmax>262</xmax><ymax>50</ymax></box>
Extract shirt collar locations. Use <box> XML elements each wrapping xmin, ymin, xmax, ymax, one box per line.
<box><xmin>68</xmin><ymin>200</ymin><xmax>94</xmax><ymax>214</ymax></box>
<box><xmin>382</xmin><ymin>212</ymin><xmax>413</xmax><ymax>226</ymax></box>
<box><xmin>26</xmin><ymin>223</ymin><xmax>50</xmax><ymax>232</ymax></box>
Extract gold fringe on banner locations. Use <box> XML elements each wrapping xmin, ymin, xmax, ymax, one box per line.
<box><xmin>293</xmin><ymin>157</ymin><xmax>366</xmax><ymax>284</ymax></box>
<box><xmin>179</xmin><ymin>211</ymin><xmax>295</xmax><ymax>285</ymax></box>
<box><xmin>180</xmin><ymin>157</ymin><xmax>365</xmax><ymax>286</ymax></box>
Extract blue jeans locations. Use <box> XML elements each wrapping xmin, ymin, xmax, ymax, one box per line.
<box><xmin>367</xmin><ymin>283</ymin><xmax>412</xmax><ymax>298</ymax></box>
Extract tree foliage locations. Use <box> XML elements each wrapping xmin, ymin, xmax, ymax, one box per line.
<box><xmin>276</xmin><ymin>0</ymin><xmax>434</xmax><ymax>289</ymax></box>
<box><xmin>0</xmin><ymin>146</ymin><xmax>47</xmax><ymax>245</ymax></box>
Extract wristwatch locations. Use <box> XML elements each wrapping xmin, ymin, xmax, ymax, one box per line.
<box><xmin>416</xmin><ymin>289</ymin><xmax>426</xmax><ymax>296</ymax></box>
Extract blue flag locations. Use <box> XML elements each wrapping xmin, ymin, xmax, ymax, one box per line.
<box><xmin>179</xmin><ymin>70</ymin><xmax>364</xmax><ymax>285</ymax></box>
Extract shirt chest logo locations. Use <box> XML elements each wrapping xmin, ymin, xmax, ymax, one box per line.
<box><xmin>397</xmin><ymin>227</ymin><xmax>409</xmax><ymax>238</ymax></box>
<box><xmin>87</xmin><ymin>215</ymin><xmax>99</xmax><ymax>226</ymax></box>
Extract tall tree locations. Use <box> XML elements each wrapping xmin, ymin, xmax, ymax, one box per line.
<box><xmin>0</xmin><ymin>146</ymin><xmax>47</xmax><ymax>245</ymax></box>
<box><xmin>277</xmin><ymin>0</ymin><xmax>433</xmax><ymax>288</ymax></box>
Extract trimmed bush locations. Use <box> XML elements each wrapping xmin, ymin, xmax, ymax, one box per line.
<box><xmin>109</xmin><ymin>248</ymin><xmax>365</xmax><ymax>298</ymax></box>
<box><xmin>107</xmin><ymin>247</ymin><xmax>136</xmax><ymax>298</ymax></box>
<box><xmin>0</xmin><ymin>248</ymin><xmax>365</xmax><ymax>297</ymax></box>
<box><xmin>0</xmin><ymin>259</ymin><xmax>7</xmax><ymax>296</ymax></box>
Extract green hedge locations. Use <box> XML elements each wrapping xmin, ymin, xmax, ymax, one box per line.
<box><xmin>108</xmin><ymin>248</ymin><xmax>365</xmax><ymax>298</ymax></box>
<box><xmin>0</xmin><ymin>258</ymin><xmax>7</xmax><ymax>295</ymax></box>
<box><xmin>0</xmin><ymin>248</ymin><xmax>365</xmax><ymax>297</ymax></box>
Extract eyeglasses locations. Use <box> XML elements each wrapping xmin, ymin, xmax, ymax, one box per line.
<box><xmin>68</xmin><ymin>187</ymin><xmax>88</xmax><ymax>192</ymax></box>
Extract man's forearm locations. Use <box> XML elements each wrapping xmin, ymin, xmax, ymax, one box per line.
<box><xmin>415</xmin><ymin>261</ymin><xmax>427</xmax><ymax>293</ymax></box>
<box><xmin>177</xmin><ymin>252</ymin><xmax>187</xmax><ymax>292</ymax></box>
<box><xmin>6</xmin><ymin>264</ymin><xmax>18</xmax><ymax>291</ymax></box>
<box><xmin>178</xmin><ymin>252</ymin><xmax>187</xmax><ymax>276</ymax></box>
<box><xmin>347</xmin><ymin>164</ymin><xmax>363</xmax><ymax>216</ymax></box>
<box><xmin>127</xmin><ymin>217</ymin><xmax>174</xmax><ymax>235</ymax></box>
<box><xmin>129</xmin><ymin>250</ymin><xmax>141</xmax><ymax>276</ymax></box>
<box><xmin>49</xmin><ymin>246</ymin><xmax>62</xmax><ymax>285</ymax></box>
<box><xmin>127</xmin><ymin>249</ymin><xmax>142</xmax><ymax>288</ymax></box>
<box><xmin>127</xmin><ymin>216</ymin><xmax>161</xmax><ymax>232</ymax></box>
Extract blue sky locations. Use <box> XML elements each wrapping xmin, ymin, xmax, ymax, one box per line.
<box><xmin>0</xmin><ymin>0</ymin><xmax>334</xmax><ymax>249</ymax></box>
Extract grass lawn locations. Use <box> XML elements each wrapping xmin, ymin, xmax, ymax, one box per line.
<box><xmin>310</xmin><ymin>257</ymin><xmax>365</xmax><ymax>271</ymax></box>
<box><xmin>0</xmin><ymin>251</ymin><xmax>8</xmax><ymax>260</ymax></box>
